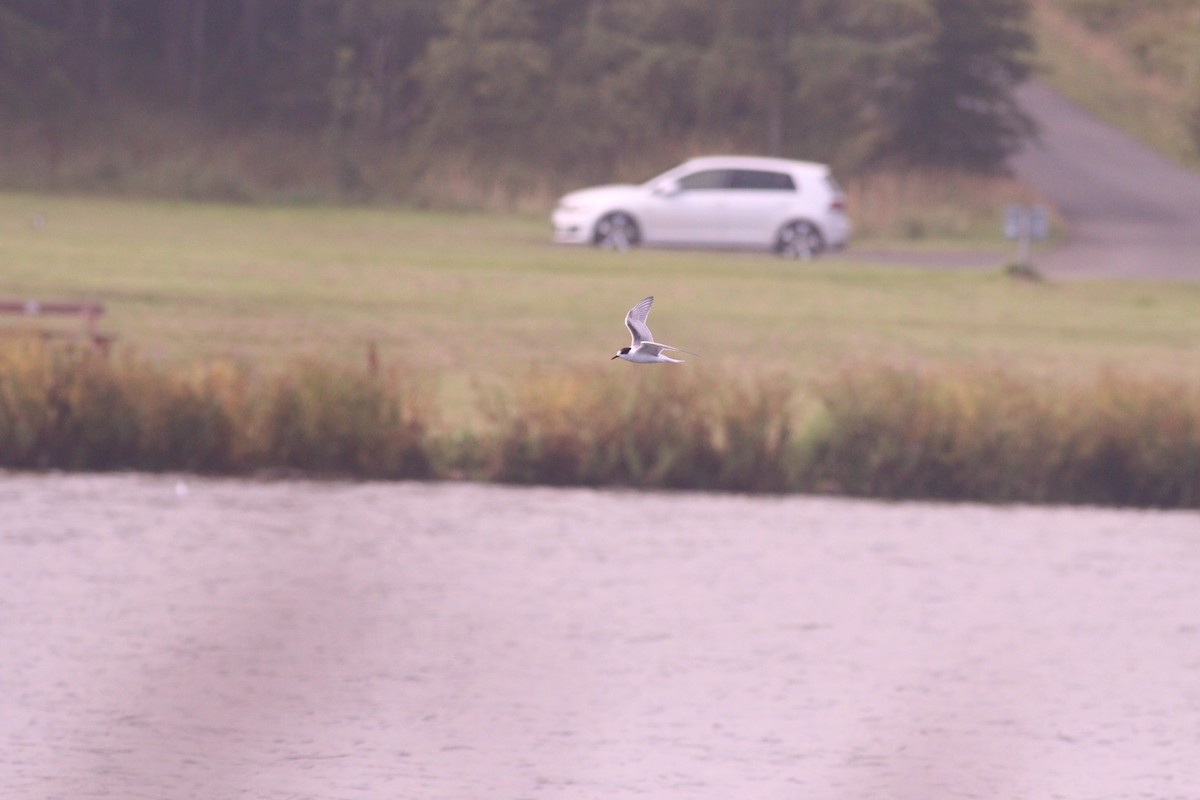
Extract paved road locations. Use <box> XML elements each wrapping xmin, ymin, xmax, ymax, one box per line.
<box><xmin>1011</xmin><ymin>81</ymin><xmax>1200</xmax><ymax>280</ymax></box>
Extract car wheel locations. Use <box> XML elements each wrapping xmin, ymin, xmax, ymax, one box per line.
<box><xmin>776</xmin><ymin>221</ymin><xmax>823</xmax><ymax>260</ymax></box>
<box><xmin>593</xmin><ymin>212</ymin><xmax>640</xmax><ymax>251</ymax></box>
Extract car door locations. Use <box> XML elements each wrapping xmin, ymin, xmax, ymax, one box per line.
<box><xmin>638</xmin><ymin>168</ymin><xmax>734</xmax><ymax>244</ymax></box>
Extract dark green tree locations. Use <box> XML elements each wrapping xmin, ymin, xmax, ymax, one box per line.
<box><xmin>556</xmin><ymin>0</ymin><xmax>712</xmax><ymax>165</ymax></box>
<box><xmin>0</xmin><ymin>0</ymin><xmax>1045</xmax><ymax>194</ymax></box>
<box><xmin>888</xmin><ymin>0</ymin><xmax>1036</xmax><ymax>170</ymax></box>
<box><xmin>328</xmin><ymin>0</ymin><xmax>441</xmax><ymax>139</ymax></box>
<box><xmin>415</xmin><ymin>0</ymin><xmax>557</xmax><ymax>160</ymax></box>
<box><xmin>0</xmin><ymin>4</ymin><xmax>76</xmax><ymax>118</ymax></box>
<box><xmin>693</xmin><ymin>0</ymin><xmax>935</xmax><ymax>167</ymax></box>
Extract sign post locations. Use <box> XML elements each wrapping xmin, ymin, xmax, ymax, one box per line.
<box><xmin>1003</xmin><ymin>204</ymin><xmax>1048</xmax><ymax>268</ymax></box>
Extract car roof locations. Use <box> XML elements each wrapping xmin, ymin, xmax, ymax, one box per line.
<box><xmin>678</xmin><ymin>155</ymin><xmax>829</xmax><ymax>174</ymax></box>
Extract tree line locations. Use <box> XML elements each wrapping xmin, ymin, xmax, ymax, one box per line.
<box><xmin>1</xmin><ymin>0</ymin><xmax>1036</xmax><ymax>182</ymax></box>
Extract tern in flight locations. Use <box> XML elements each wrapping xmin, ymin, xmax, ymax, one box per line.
<box><xmin>611</xmin><ymin>296</ymin><xmax>697</xmax><ymax>364</ymax></box>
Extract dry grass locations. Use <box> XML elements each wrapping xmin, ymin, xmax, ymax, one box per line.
<box><xmin>0</xmin><ymin>105</ymin><xmax>748</xmax><ymax>213</ymax></box>
<box><xmin>0</xmin><ymin>110</ymin><xmax>341</xmax><ymax>204</ymax></box>
<box><xmin>844</xmin><ymin>169</ymin><xmax>1049</xmax><ymax>242</ymax></box>
<box><xmin>0</xmin><ymin>338</ymin><xmax>433</xmax><ymax>476</ymax></box>
<box><xmin>1033</xmin><ymin>0</ymin><xmax>1200</xmax><ymax>167</ymax></box>
<box><xmin>478</xmin><ymin>368</ymin><xmax>794</xmax><ymax>491</ymax></box>
<box><xmin>807</xmin><ymin>364</ymin><xmax>1200</xmax><ymax>506</ymax></box>
<box><xmin>4</xmin><ymin>338</ymin><xmax>1198</xmax><ymax>507</ymax></box>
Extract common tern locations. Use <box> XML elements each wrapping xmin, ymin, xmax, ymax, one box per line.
<box><xmin>611</xmin><ymin>296</ymin><xmax>696</xmax><ymax>364</ymax></box>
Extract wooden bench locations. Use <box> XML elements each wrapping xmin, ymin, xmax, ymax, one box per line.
<box><xmin>0</xmin><ymin>299</ymin><xmax>115</xmax><ymax>353</ymax></box>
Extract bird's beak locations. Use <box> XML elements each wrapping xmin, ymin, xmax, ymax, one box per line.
<box><xmin>610</xmin><ymin>354</ymin><xmax>619</xmax><ymax>360</ymax></box>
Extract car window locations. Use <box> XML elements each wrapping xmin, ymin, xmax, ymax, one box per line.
<box><xmin>677</xmin><ymin>169</ymin><xmax>732</xmax><ymax>191</ymax></box>
<box><xmin>730</xmin><ymin>169</ymin><xmax>796</xmax><ymax>191</ymax></box>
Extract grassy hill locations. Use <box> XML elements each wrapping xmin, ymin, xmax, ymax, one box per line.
<box><xmin>1032</xmin><ymin>0</ymin><xmax>1200</xmax><ymax>169</ymax></box>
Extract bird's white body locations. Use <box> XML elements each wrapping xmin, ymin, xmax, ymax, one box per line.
<box><xmin>611</xmin><ymin>296</ymin><xmax>696</xmax><ymax>364</ymax></box>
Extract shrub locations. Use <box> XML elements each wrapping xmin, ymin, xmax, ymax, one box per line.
<box><xmin>0</xmin><ymin>340</ymin><xmax>434</xmax><ymax>478</ymax></box>
<box><xmin>480</xmin><ymin>368</ymin><xmax>795</xmax><ymax>492</ymax></box>
<box><xmin>0</xmin><ymin>338</ymin><xmax>138</xmax><ymax>469</ymax></box>
<box><xmin>252</xmin><ymin>360</ymin><xmax>433</xmax><ymax>478</ymax></box>
<box><xmin>1051</xmin><ymin>372</ymin><xmax>1200</xmax><ymax>506</ymax></box>
<box><xmin>805</xmin><ymin>365</ymin><xmax>1200</xmax><ymax>506</ymax></box>
<box><xmin>2</xmin><ymin>339</ymin><xmax>1197</xmax><ymax>507</ymax></box>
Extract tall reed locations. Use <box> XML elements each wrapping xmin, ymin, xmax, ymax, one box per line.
<box><xmin>806</xmin><ymin>365</ymin><xmax>1200</xmax><ymax>507</ymax></box>
<box><xmin>3</xmin><ymin>339</ymin><xmax>1197</xmax><ymax>507</ymax></box>
<box><xmin>478</xmin><ymin>369</ymin><xmax>795</xmax><ymax>492</ymax></box>
<box><xmin>250</xmin><ymin>359</ymin><xmax>433</xmax><ymax>477</ymax></box>
<box><xmin>0</xmin><ymin>339</ymin><xmax>433</xmax><ymax>477</ymax></box>
<box><xmin>0</xmin><ymin>337</ymin><xmax>139</xmax><ymax>469</ymax></box>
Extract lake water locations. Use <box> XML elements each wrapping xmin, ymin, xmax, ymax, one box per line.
<box><xmin>3</xmin><ymin>474</ymin><xmax>1198</xmax><ymax>799</ymax></box>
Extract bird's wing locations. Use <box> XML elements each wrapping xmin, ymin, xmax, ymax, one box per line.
<box><xmin>646</xmin><ymin>341</ymin><xmax>698</xmax><ymax>357</ymax></box>
<box><xmin>625</xmin><ymin>296</ymin><xmax>654</xmax><ymax>346</ymax></box>
<box><xmin>637</xmin><ymin>342</ymin><xmax>666</xmax><ymax>357</ymax></box>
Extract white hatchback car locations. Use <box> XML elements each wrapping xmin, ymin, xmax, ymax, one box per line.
<box><xmin>552</xmin><ymin>155</ymin><xmax>850</xmax><ymax>259</ymax></box>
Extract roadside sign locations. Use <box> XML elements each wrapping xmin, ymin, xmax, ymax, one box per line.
<box><xmin>1004</xmin><ymin>205</ymin><xmax>1049</xmax><ymax>241</ymax></box>
<box><xmin>1004</xmin><ymin>204</ymin><xmax>1049</xmax><ymax>268</ymax></box>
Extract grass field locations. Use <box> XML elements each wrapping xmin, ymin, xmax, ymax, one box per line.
<box><xmin>2</xmin><ymin>191</ymin><xmax>1198</xmax><ymax>421</ymax></box>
